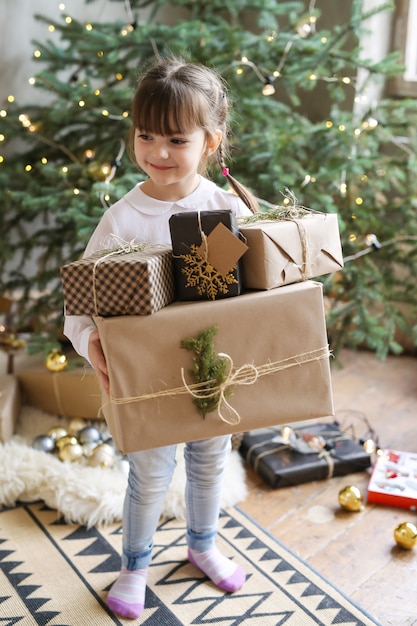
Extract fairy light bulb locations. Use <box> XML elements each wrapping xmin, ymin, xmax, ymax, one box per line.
<box><xmin>281</xmin><ymin>426</ymin><xmax>292</xmax><ymax>441</ymax></box>
<box><xmin>363</xmin><ymin>439</ymin><xmax>376</xmax><ymax>454</ymax></box>
<box><xmin>363</xmin><ymin>116</ymin><xmax>378</xmax><ymax>130</ymax></box>
<box><xmin>366</xmin><ymin>233</ymin><xmax>382</xmax><ymax>250</ymax></box>
<box><xmin>121</xmin><ymin>23</ymin><xmax>135</xmax><ymax>36</ymax></box>
<box><xmin>262</xmin><ymin>81</ymin><xmax>275</xmax><ymax>96</ymax></box>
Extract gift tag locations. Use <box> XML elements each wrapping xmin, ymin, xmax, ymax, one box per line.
<box><xmin>197</xmin><ymin>222</ymin><xmax>248</xmax><ymax>277</ymax></box>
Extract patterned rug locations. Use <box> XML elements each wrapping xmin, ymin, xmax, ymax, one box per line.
<box><xmin>0</xmin><ymin>502</ymin><xmax>381</xmax><ymax>626</ymax></box>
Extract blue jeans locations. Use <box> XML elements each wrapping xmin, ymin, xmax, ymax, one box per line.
<box><xmin>122</xmin><ymin>435</ymin><xmax>232</xmax><ymax>570</ymax></box>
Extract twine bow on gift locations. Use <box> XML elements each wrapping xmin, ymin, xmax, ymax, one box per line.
<box><xmin>181</xmin><ymin>352</ymin><xmax>259</xmax><ymax>425</ymax></box>
<box><xmin>108</xmin><ymin>346</ymin><xmax>331</xmax><ymax>426</ymax></box>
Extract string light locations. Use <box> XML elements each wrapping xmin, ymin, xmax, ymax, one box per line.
<box><xmin>262</xmin><ymin>79</ymin><xmax>275</xmax><ymax>96</ymax></box>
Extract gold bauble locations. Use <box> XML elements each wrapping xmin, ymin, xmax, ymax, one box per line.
<box><xmin>56</xmin><ymin>434</ymin><xmax>78</xmax><ymax>450</ymax></box>
<box><xmin>58</xmin><ymin>442</ymin><xmax>84</xmax><ymax>463</ymax></box>
<box><xmin>338</xmin><ymin>485</ymin><xmax>364</xmax><ymax>512</ymax></box>
<box><xmin>47</xmin><ymin>426</ymin><xmax>68</xmax><ymax>441</ymax></box>
<box><xmin>394</xmin><ymin>522</ymin><xmax>417</xmax><ymax>550</ymax></box>
<box><xmin>45</xmin><ymin>350</ymin><xmax>68</xmax><ymax>373</ymax></box>
<box><xmin>68</xmin><ymin>418</ymin><xmax>86</xmax><ymax>435</ymax></box>
<box><xmin>87</xmin><ymin>443</ymin><xmax>115</xmax><ymax>468</ymax></box>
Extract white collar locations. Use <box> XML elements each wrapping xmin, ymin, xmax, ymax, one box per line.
<box><xmin>124</xmin><ymin>176</ymin><xmax>218</xmax><ymax>215</ymax></box>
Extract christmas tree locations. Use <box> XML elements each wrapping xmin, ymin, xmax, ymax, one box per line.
<box><xmin>1</xmin><ymin>0</ymin><xmax>416</xmax><ymax>357</ymax></box>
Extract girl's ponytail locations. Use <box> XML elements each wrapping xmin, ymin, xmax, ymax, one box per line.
<box><xmin>217</xmin><ymin>145</ymin><xmax>260</xmax><ymax>214</ymax></box>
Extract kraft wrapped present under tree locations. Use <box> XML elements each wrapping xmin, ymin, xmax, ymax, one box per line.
<box><xmin>169</xmin><ymin>210</ymin><xmax>248</xmax><ymax>300</ymax></box>
<box><xmin>61</xmin><ymin>245</ymin><xmax>174</xmax><ymax>316</ymax></box>
<box><xmin>17</xmin><ymin>367</ymin><xmax>101</xmax><ymax>419</ymax></box>
<box><xmin>239</xmin><ymin>209</ymin><xmax>343</xmax><ymax>290</ymax></box>
<box><xmin>95</xmin><ymin>280</ymin><xmax>334</xmax><ymax>453</ymax></box>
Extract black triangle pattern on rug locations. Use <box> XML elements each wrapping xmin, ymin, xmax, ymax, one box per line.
<box><xmin>0</xmin><ymin>502</ymin><xmax>381</xmax><ymax>626</ymax></box>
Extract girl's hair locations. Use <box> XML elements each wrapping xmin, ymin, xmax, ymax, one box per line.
<box><xmin>130</xmin><ymin>56</ymin><xmax>259</xmax><ymax>213</ymax></box>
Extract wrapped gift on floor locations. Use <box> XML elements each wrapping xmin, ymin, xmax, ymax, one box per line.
<box><xmin>0</xmin><ymin>374</ymin><xmax>21</xmax><ymax>442</ymax></box>
<box><xmin>240</xmin><ymin>421</ymin><xmax>372</xmax><ymax>488</ymax></box>
<box><xmin>17</xmin><ymin>367</ymin><xmax>102</xmax><ymax>419</ymax></box>
<box><xmin>61</xmin><ymin>245</ymin><xmax>174</xmax><ymax>316</ymax></box>
<box><xmin>239</xmin><ymin>211</ymin><xmax>343</xmax><ymax>290</ymax></box>
<box><xmin>95</xmin><ymin>280</ymin><xmax>334</xmax><ymax>453</ymax></box>
<box><xmin>367</xmin><ymin>449</ymin><xmax>417</xmax><ymax>510</ymax></box>
<box><xmin>169</xmin><ymin>210</ymin><xmax>248</xmax><ymax>300</ymax></box>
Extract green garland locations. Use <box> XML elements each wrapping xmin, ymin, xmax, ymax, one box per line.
<box><xmin>181</xmin><ymin>325</ymin><xmax>232</xmax><ymax>417</ymax></box>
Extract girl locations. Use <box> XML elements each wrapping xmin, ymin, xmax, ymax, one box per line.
<box><xmin>64</xmin><ymin>56</ymin><xmax>259</xmax><ymax>620</ymax></box>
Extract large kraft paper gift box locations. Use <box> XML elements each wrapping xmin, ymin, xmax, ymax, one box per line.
<box><xmin>239</xmin><ymin>212</ymin><xmax>343</xmax><ymax>289</ymax></box>
<box><xmin>17</xmin><ymin>367</ymin><xmax>102</xmax><ymax>419</ymax></box>
<box><xmin>61</xmin><ymin>245</ymin><xmax>174</xmax><ymax>316</ymax></box>
<box><xmin>95</xmin><ymin>280</ymin><xmax>334</xmax><ymax>453</ymax></box>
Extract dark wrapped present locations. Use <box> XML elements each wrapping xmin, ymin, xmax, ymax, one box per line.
<box><xmin>169</xmin><ymin>210</ymin><xmax>248</xmax><ymax>301</ymax></box>
<box><xmin>240</xmin><ymin>421</ymin><xmax>371</xmax><ymax>488</ymax></box>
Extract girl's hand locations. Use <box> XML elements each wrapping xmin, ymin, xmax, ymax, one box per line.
<box><xmin>88</xmin><ymin>329</ymin><xmax>109</xmax><ymax>394</ymax></box>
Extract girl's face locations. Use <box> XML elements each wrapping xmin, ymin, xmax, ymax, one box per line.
<box><xmin>134</xmin><ymin>127</ymin><xmax>220</xmax><ymax>201</ymax></box>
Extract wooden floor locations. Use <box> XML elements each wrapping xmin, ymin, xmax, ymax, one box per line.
<box><xmin>239</xmin><ymin>349</ymin><xmax>417</xmax><ymax>626</ymax></box>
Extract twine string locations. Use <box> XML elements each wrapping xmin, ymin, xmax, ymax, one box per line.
<box><xmin>239</xmin><ymin>189</ymin><xmax>328</xmax><ymax>279</ymax></box>
<box><xmin>180</xmin><ymin>352</ymin><xmax>259</xmax><ymax>425</ymax></box>
<box><xmin>108</xmin><ymin>346</ymin><xmax>331</xmax><ymax>425</ymax></box>
<box><xmin>197</xmin><ymin>210</ymin><xmax>209</xmax><ymax>263</ymax></box>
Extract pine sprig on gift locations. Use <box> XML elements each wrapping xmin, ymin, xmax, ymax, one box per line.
<box><xmin>181</xmin><ymin>325</ymin><xmax>232</xmax><ymax>417</ymax></box>
<box><xmin>180</xmin><ymin>244</ymin><xmax>237</xmax><ymax>300</ymax></box>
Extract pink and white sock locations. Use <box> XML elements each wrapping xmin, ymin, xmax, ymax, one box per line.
<box><xmin>106</xmin><ymin>567</ymin><xmax>148</xmax><ymax>619</ymax></box>
<box><xmin>188</xmin><ymin>546</ymin><xmax>245</xmax><ymax>592</ymax></box>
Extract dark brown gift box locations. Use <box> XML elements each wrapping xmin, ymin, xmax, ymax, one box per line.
<box><xmin>95</xmin><ymin>280</ymin><xmax>334</xmax><ymax>453</ymax></box>
<box><xmin>240</xmin><ymin>421</ymin><xmax>371</xmax><ymax>488</ymax></box>
<box><xmin>169</xmin><ymin>210</ymin><xmax>248</xmax><ymax>301</ymax></box>
<box><xmin>61</xmin><ymin>246</ymin><xmax>174</xmax><ymax>316</ymax></box>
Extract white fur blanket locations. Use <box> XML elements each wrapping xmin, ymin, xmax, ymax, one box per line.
<box><xmin>0</xmin><ymin>407</ymin><xmax>248</xmax><ymax>528</ymax></box>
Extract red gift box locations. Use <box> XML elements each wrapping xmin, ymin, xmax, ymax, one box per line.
<box><xmin>367</xmin><ymin>449</ymin><xmax>417</xmax><ymax>511</ymax></box>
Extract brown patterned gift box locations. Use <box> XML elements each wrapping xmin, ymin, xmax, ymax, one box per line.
<box><xmin>61</xmin><ymin>246</ymin><xmax>174</xmax><ymax>316</ymax></box>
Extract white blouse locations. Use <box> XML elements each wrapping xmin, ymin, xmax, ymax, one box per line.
<box><xmin>63</xmin><ymin>176</ymin><xmax>252</xmax><ymax>361</ymax></box>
